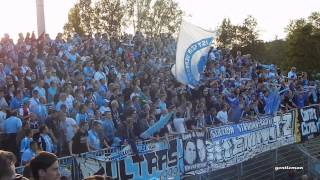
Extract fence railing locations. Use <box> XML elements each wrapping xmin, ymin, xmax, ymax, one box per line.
<box><xmin>15</xmin><ymin>104</ymin><xmax>320</xmax><ymax>180</ymax></box>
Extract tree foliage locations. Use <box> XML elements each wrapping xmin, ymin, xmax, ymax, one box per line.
<box><xmin>134</xmin><ymin>0</ymin><xmax>184</xmax><ymax>36</ymax></box>
<box><xmin>286</xmin><ymin>12</ymin><xmax>320</xmax><ymax>74</ymax></box>
<box><xmin>216</xmin><ymin>12</ymin><xmax>320</xmax><ymax>76</ymax></box>
<box><xmin>64</xmin><ymin>0</ymin><xmax>184</xmax><ymax>37</ymax></box>
<box><xmin>216</xmin><ymin>15</ymin><xmax>262</xmax><ymax>58</ymax></box>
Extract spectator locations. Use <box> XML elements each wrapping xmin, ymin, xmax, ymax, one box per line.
<box><xmin>100</xmin><ymin>109</ymin><xmax>120</xmax><ymax>147</ymax></box>
<box><xmin>30</xmin><ymin>151</ymin><xmax>61</xmax><ymax>180</ymax></box>
<box><xmin>87</xmin><ymin>120</ymin><xmax>103</xmax><ymax>151</ymax></box>
<box><xmin>216</xmin><ymin>104</ymin><xmax>229</xmax><ymax>124</ymax></box>
<box><xmin>70</xmin><ymin>121</ymin><xmax>89</xmax><ymax>155</ymax></box>
<box><xmin>288</xmin><ymin>67</ymin><xmax>297</xmax><ymax>79</ymax></box>
<box><xmin>173</xmin><ymin>111</ymin><xmax>186</xmax><ymax>134</ymax></box>
<box><xmin>60</xmin><ymin>115</ymin><xmax>77</xmax><ymax>155</ymax></box>
<box><xmin>20</xmin><ymin>128</ymin><xmax>33</xmax><ymax>156</ymax></box>
<box><xmin>21</xmin><ymin>141</ymin><xmax>38</xmax><ymax>165</ymax></box>
<box><xmin>0</xmin><ymin>150</ymin><xmax>18</xmax><ymax>180</ymax></box>
<box><xmin>3</xmin><ymin>110</ymin><xmax>22</xmax><ymax>155</ymax></box>
<box><xmin>76</xmin><ymin>104</ymin><xmax>88</xmax><ymax>125</ymax></box>
<box><xmin>38</xmin><ymin>125</ymin><xmax>55</xmax><ymax>153</ymax></box>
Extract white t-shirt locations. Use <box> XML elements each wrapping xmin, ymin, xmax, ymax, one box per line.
<box><xmin>217</xmin><ymin>110</ymin><xmax>228</xmax><ymax>124</ymax></box>
<box><xmin>173</xmin><ymin>118</ymin><xmax>186</xmax><ymax>134</ymax></box>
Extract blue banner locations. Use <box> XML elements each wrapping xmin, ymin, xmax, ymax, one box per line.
<box><xmin>206</xmin><ymin>112</ymin><xmax>296</xmax><ymax>171</ymax></box>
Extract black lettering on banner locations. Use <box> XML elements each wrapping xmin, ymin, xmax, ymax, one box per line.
<box><xmin>156</xmin><ymin>149</ymin><xmax>167</xmax><ymax>171</ymax></box>
<box><xmin>144</xmin><ymin>152</ymin><xmax>158</xmax><ymax>175</ymax></box>
<box><xmin>168</xmin><ymin>139</ymin><xmax>177</xmax><ymax>167</ymax></box>
<box><xmin>132</xmin><ymin>154</ymin><xmax>143</xmax><ymax>176</ymax></box>
<box><xmin>119</xmin><ymin>159</ymin><xmax>133</xmax><ymax>179</ymax></box>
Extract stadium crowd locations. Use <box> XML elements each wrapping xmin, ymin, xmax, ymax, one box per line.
<box><xmin>0</xmin><ymin>31</ymin><xmax>319</xmax><ymax>169</ymax></box>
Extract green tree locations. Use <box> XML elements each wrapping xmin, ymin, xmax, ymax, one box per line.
<box><xmin>236</xmin><ymin>15</ymin><xmax>259</xmax><ymax>48</ymax></box>
<box><xmin>94</xmin><ymin>0</ymin><xmax>127</xmax><ymax>35</ymax></box>
<box><xmin>216</xmin><ymin>18</ymin><xmax>236</xmax><ymax>49</ymax></box>
<box><xmin>63</xmin><ymin>1</ymin><xmax>94</xmax><ymax>36</ymax></box>
<box><xmin>218</xmin><ymin>15</ymin><xmax>262</xmax><ymax>58</ymax></box>
<box><xmin>64</xmin><ymin>0</ymin><xmax>183</xmax><ymax>37</ymax></box>
<box><xmin>133</xmin><ymin>0</ymin><xmax>184</xmax><ymax>36</ymax></box>
<box><xmin>286</xmin><ymin>12</ymin><xmax>320</xmax><ymax>75</ymax></box>
<box><xmin>260</xmin><ymin>40</ymin><xmax>287</xmax><ymax>67</ymax></box>
<box><xmin>63</xmin><ymin>5</ymin><xmax>84</xmax><ymax>36</ymax></box>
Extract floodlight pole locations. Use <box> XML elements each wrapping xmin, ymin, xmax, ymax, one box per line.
<box><xmin>36</xmin><ymin>0</ymin><xmax>46</xmax><ymax>37</ymax></box>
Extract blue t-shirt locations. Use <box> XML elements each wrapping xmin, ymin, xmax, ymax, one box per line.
<box><xmin>88</xmin><ymin>130</ymin><xmax>101</xmax><ymax>150</ymax></box>
<box><xmin>21</xmin><ymin>148</ymin><xmax>36</xmax><ymax>165</ymax></box>
<box><xmin>295</xmin><ymin>94</ymin><xmax>307</xmax><ymax>108</ymax></box>
<box><xmin>10</xmin><ymin>97</ymin><xmax>23</xmax><ymax>110</ymax></box>
<box><xmin>76</xmin><ymin>113</ymin><xmax>89</xmax><ymax>125</ymax></box>
<box><xmin>4</xmin><ymin>116</ymin><xmax>22</xmax><ymax>134</ymax></box>
<box><xmin>20</xmin><ymin>137</ymin><xmax>33</xmax><ymax>153</ymax></box>
<box><xmin>101</xmin><ymin>119</ymin><xmax>115</xmax><ymax>140</ymax></box>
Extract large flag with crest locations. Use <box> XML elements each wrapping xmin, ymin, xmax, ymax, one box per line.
<box><xmin>173</xmin><ymin>20</ymin><xmax>215</xmax><ymax>87</ymax></box>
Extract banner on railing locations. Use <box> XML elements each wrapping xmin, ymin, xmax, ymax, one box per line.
<box><xmin>76</xmin><ymin>139</ymin><xmax>181</xmax><ymax>180</ymax></box>
<box><xmin>206</xmin><ymin>112</ymin><xmax>296</xmax><ymax>172</ymax></box>
<box><xmin>104</xmin><ymin>140</ymin><xmax>169</xmax><ymax>161</ymax></box>
<box><xmin>298</xmin><ymin>106</ymin><xmax>320</xmax><ymax>141</ymax></box>
<box><xmin>180</xmin><ymin>130</ymin><xmax>207</xmax><ymax>176</ymax></box>
<box><xmin>19</xmin><ymin>106</ymin><xmax>320</xmax><ymax>179</ymax></box>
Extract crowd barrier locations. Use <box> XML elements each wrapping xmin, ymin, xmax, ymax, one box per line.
<box><xmin>16</xmin><ymin>105</ymin><xmax>320</xmax><ymax>180</ymax></box>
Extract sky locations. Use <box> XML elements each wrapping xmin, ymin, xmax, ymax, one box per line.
<box><xmin>0</xmin><ymin>0</ymin><xmax>319</xmax><ymax>42</ymax></box>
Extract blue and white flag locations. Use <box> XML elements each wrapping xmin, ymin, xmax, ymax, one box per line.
<box><xmin>173</xmin><ymin>20</ymin><xmax>215</xmax><ymax>87</ymax></box>
<box><xmin>140</xmin><ymin>112</ymin><xmax>173</xmax><ymax>139</ymax></box>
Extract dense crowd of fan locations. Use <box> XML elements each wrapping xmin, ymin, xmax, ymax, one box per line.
<box><xmin>0</xmin><ymin>31</ymin><xmax>319</xmax><ymax>167</ymax></box>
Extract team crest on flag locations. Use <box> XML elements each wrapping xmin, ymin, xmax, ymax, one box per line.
<box><xmin>173</xmin><ymin>21</ymin><xmax>215</xmax><ymax>87</ymax></box>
